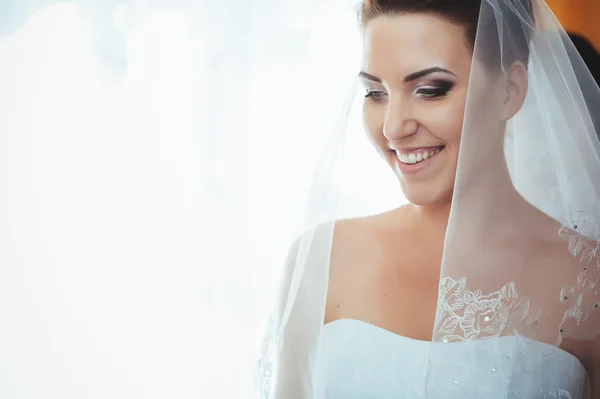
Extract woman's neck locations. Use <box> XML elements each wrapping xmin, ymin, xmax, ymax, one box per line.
<box><xmin>409</xmin><ymin>141</ymin><xmax>529</xmax><ymax>235</ymax></box>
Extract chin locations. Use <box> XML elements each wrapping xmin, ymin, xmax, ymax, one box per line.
<box><xmin>398</xmin><ymin>179</ymin><xmax>453</xmax><ymax>207</ymax></box>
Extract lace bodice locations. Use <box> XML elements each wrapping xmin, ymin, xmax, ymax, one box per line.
<box><xmin>315</xmin><ymin>319</ymin><xmax>590</xmax><ymax>399</ymax></box>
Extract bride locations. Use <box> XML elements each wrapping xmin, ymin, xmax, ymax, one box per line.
<box><xmin>257</xmin><ymin>0</ymin><xmax>600</xmax><ymax>398</ymax></box>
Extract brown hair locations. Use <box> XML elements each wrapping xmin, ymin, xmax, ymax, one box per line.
<box><xmin>360</xmin><ymin>0</ymin><xmax>481</xmax><ymax>49</ymax></box>
<box><xmin>359</xmin><ymin>0</ymin><xmax>534</xmax><ymax>67</ymax></box>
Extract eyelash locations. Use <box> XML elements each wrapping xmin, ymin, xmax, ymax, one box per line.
<box><xmin>416</xmin><ymin>85</ymin><xmax>452</xmax><ymax>99</ymax></box>
<box><xmin>364</xmin><ymin>83</ymin><xmax>453</xmax><ymax>102</ymax></box>
<box><xmin>364</xmin><ymin>90</ymin><xmax>386</xmax><ymax>101</ymax></box>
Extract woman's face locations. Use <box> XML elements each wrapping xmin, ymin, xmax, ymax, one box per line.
<box><xmin>360</xmin><ymin>13</ymin><xmax>474</xmax><ymax>206</ymax></box>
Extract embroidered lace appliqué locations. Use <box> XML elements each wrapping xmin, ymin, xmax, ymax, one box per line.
<box><xmin>435</xmin><ymin>210</ymin><xmax>600</xmax><ymax>343</ymax></box>
<box><xmin>434</xmin><ymin>277</ymin><xmax>540</xmax><ymax>343</ymax></box>
<box><xmin>535</xmin><ymin>388</ymin><xmax>574</xmax><ymax>399</ymax></box>
<box><xmin>557</xmin><ymin>211</ymin><xmax>600</xmax><ymax>338</ymax></box>
<box><xmin>254</xmin><ymin>317</ymin><xmax>281</xmax><ymax>398</ymax></box>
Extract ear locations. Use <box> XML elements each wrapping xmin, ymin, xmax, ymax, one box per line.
<box><xmin>501</xmin><ymin>61</ymin><xmax>529</xmax><ymax>121</ymax></box>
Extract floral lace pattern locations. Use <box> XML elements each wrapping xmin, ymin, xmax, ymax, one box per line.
<box><xmin>557</xmin><ymin>211</ymin><xmax>600</xmax><ymax>338</ymax></box>
<box><xmin>435</xmin><ymin>210</ymin><xmax>600</xmax><ymax>344</ymax></box>
<box><xmin>535</xmin><ymin>388</ymin><xmax>574</xmax><ymax>399</ymax></box>
<box><xmin>254</xmin><ymin>317</ymin><xmax>281</xmax><ymax>399</ymax></box>
<box><xmin>434</xmin><ymin>277</ymin><xmax>541</xmax><ymax>343</ymax></box>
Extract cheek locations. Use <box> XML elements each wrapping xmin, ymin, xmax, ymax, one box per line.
<box><xmin>423</xmin><ymin>97</ymin><xmax>467</xmax><ymax>148</ymax></box>
<box><xmin>442</xmin><ymin>109</ymin><xmax>465</xmax><ymax>146</ymax></box>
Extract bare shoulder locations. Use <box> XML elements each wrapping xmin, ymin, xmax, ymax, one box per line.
<box><xmin>330</xmin><ymin>207</ymin><xmax>406</xmax><ymax>265</ymax></box>
<box><xmin>329</xmin><ymin>217</ymin><xmax>374</xmax><ymax>273</ymax></box>
<box><xmin>325</xmin><ymin>208</ymin><xmax>408</xmax><ymax>323</ymax></box>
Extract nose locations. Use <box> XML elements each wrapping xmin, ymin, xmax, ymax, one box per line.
<box><xmin>383</xmin><ymin>97</ymin><xmax>418</xmax><ymax>142</ymax></box>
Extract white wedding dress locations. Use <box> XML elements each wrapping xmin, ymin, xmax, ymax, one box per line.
<box><xmin>315</xmin><ymin>319</ymin><xmax>590</xmax><ymax>399</ymax></box>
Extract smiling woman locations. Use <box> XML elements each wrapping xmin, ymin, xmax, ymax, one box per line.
<box><xmin>257</xmin><ymin>0</ymin><xmax>600</xmax><ymax>398</ymax></box>
<box><xmin>358</xmin><ymin>12</ymin><xmax>472</xmax><ymax>206</ymax></box>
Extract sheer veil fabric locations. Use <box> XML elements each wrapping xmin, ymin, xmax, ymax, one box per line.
<box><xmin>256</xmin><ymin>0</ymin><xmax>600</xmax><ymax>397</ymax></box>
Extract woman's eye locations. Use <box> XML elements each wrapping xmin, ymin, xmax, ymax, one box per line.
<box><xmin>416</xmin><ymin>84</ymin><xmax>453</xmax><ymax>99</ymax></box>
<box><xmin>364</xmin><ymin>90</ymin><xmax>387</xmax><ymax>101</ymax></box>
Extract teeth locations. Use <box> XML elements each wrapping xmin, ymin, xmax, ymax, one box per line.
<box><xmin>397</xmin><ymin>148</ymin><xmax>442</xmax><ymax>164</ymax></box>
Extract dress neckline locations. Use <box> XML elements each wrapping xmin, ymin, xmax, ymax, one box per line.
<box><xmin>324</xmin><ymin>318</ymin><xmax>587</xmax><ymax>372</ymax></box>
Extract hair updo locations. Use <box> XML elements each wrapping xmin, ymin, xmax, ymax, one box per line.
<box><xmin>359</xmin><ymin>0</ymin><xmax>535</xmax><ymax>68</ymax></box>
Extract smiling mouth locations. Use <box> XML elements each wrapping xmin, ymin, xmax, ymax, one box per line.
<box><xmin>394</xmin><ymin>146</ymin><xmax>445</xmax><ymax>165</ymax></box>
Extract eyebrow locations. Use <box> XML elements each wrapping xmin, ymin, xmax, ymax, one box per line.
<box><xmin>358</xmin><ymin>67</ymin><xmax>457</xmax><ymax>84</ymax></box>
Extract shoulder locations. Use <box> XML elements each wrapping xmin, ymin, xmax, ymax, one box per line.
<box><xmin>328</xmin><ymin>208</ymin><xmax>408</xmax><ymax>282</ymax></box>
<box><xmin>324</xmin><ymin>207</ymin><xmax>409</xmax><ymax>323</ymax></box>
<box><xmin>331</xmin><ymin>206</ymin><xmax>409</xmax><ymax>255</ymax></box>
<box><xmin>333</xmin><ymin>206</ymin><xmax>408</xmax><ymax>239</ymax></box>
<box><xmin>282</xmin><ymin>217</ymin><xmax>375</xmax><ymax>279</ymax></box>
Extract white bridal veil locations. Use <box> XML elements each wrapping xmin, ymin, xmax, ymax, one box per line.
<box><xmin>257</xmin><ymin>0</ymin><xmax>600</xmax><ymax>397</ymax></box>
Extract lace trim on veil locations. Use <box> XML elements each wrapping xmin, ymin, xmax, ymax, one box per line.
<box><xmin>435</xmin><ymin>211</ymin><xmax>600</xmax><ymax>344</ymax></box>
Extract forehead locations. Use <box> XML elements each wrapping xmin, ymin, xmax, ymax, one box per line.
<box><xmin>362</xmin><ymin>13</ymin><xmax>472</xmax><ymax>78</ymax></box>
